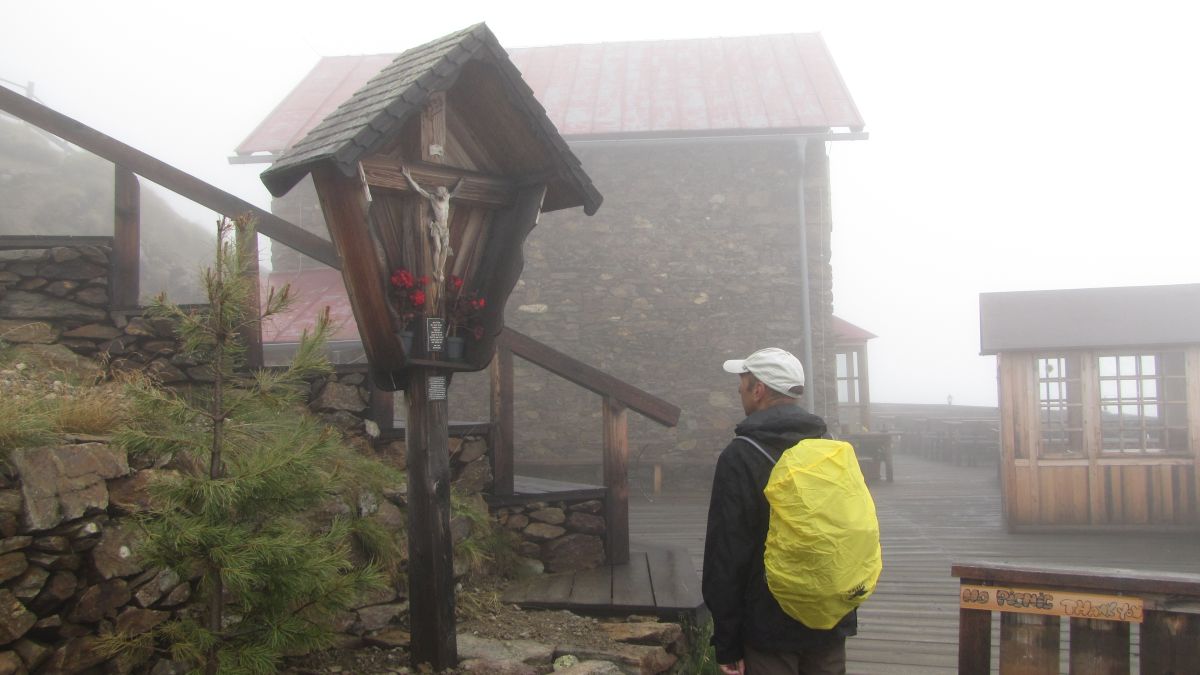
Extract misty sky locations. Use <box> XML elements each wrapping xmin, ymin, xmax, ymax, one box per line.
<box><xmin>3</xmin><ymin>0</ymin><xmax>1199</xmax><ymax>406</ymax></box>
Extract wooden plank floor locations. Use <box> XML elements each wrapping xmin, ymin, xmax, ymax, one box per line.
<box><xmin>501</xmin><ymin>544</ymin><xmax>704</xmax><ymax>617</ymax></box>
<box><xmin>627</xmin><ymin>454</ymin><xmax>1200</xmax><ymax>673</ymax></box>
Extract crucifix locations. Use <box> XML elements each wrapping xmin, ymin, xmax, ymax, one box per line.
<box><xmin>401</xmin><ymin>167</ymin><xmax>463</xmax><ymax>285</ymax></box>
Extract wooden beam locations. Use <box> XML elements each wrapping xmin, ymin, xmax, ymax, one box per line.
<box><xmin>112</xmin><ymin>165</ymin><xmax>140</xmax><ymax>308</ymax></box>
<box><xmin>603</xmin><ymin>396</ymin><xmax>630</xmax><ymax>565</ymax></box>
<box><xmin>501</xmin><ymin>328</ymin><xmax>680</xmax><ymax>428</ymax></box>
<box><xmin>0</xmin><ymin>86</ymin><xmax>339</xmax><ymax>268</ymax></box>
<box><xmin>957</xmin><ymin>607</ymin><xmax>991</xmax><ymax>675</ymax></box>
<box><xmin>421</xmin><ymin>92</ymin><xmax>447</xmax><ymax>164</ymax></box>
<box><xmin>489</xmin><ymin>342</ymin><xmax>514</xmax><ymax>496</ymax></box>
<box><xmin>404</xmin><ymin>368</ymin><xmax>456</xmax><ymax>671</ymax></box>
<box><xmin>360</xmin><ymin>158</ymin><xmax>515</xmax><ymax>208</ymax></box>
<box><xmin>1080</xmin><ymin>353</ymin><xmax>1105</xmax><ymax>524</ymax></box>
<box><xmin>310</xmin><ymin>165</ymin><xmax>405</xmax><ymax>377</ymax></box>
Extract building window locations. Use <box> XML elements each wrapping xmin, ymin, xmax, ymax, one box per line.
<box><xmin>1036</xmin><ymin>354</ymin><xmax>1084</xmax><ymax>456</ymax></box>
<box><xmin>1097</xmin><ymin>352</ymin><xmax>1188</xmax><ymax>454</ymax></box>
<box><xmin>836</xmin><ymin>350</ymin><xmax>863</xmax><ymax>431</ymax></box>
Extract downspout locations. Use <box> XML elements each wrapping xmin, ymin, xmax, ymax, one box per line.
<box><xmin>795</xmin><ymin>138</ymin><xmax>815</xmax><ymax>412</ymax></box>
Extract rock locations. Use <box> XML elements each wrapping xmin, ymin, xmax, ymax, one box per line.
<box><xmin>72</xmin><ymin>287</ymin><xmax>109</xmax><ymax>307</ymax></box>
<box><xmin>518</xmin><ymin>542</ymin><xmax>541</xmax><ymax>559</ymax></box>
<box><xmin>13</xmin><ymin>639</ymin><xmax>50</xmax><ymax>671</ymax></box>
<box><xmin>143</xmin><ymin>359</ymin><xmax>187</xmax><ymax>384</ymax></box>
<box><xmin>0</xmin><ymin>516</ymin><xmax>14</xmax><ymax>540</ymax></box>
<box><xmin>312</xmin><ymin>382</ymin><xmax>367</xmax><ymax>412</ymax></box>
<box><xmin>458</xmin><ymin>658</ymin><xmax>540</xmax><ymax>674</ymax></box>
<box><xmin>91</xmin><ymin>522</ymin><xmax>143</xmax><ymax>579</ymax></box>
<box><xmin>24</xmin><ymin>552</ymin><xmax>79</xmax><ymax>571</ymax></box>
<box><xmin>30</xmin><ymin>536</ymin><xmax>69</xmax><ymax>553</ymax></box>
<box><xmin>39</xmin><ymin>260</ymin><xmax>105</xmax><ymax>280</ymax></box>
<box><xmin>352</xmin><ymin>602</ymin><xmax>408</xmax><ymax>633</ymax></box>
<box><xmin>49</xmin><ymin>247</ymin><xmax>81</xmax><ymax>263</ymax></box>
<box><xmin>43</xmin><ymin>636</ymin><xmax>105</xmax><ymax>673</ymax></box>
<box><xmin>543</xmin><ymin>535</ymin><xmax>605</xmax><ymax>573</ymax></box>
<box><xmin>362</xmin><ymin>627</ymin><xmax>410</xmax><ymax>649</ymax></box>
<box><xmin>516</xmin><ymin>556</ymin><xmax>544</xmax><ymax>575</ymax></box>
<box><xmin>115</xmin><ymin>607</ymin><xmax>168</xmax><ymax>635</ymax></box>
<box><xmin>553</xmin><ymin>654</ymin><xmax>579</xmax><ymax>670</ymax></box>
<box><xmin>555</xmin><ymin>660</ymin><xmax>623</xmax><ymax>674</ymax></box>
<box><xmin>43</xmin><ymin>281</ymin><xmax>79</xmax><ymax>298</ymax></box>
<box><xmin>453</xmin><ymin>459</ymin><xmax>493</xmax><ymax>494</ymax></box>
<box><xmin>122</xmin><ymin>317</ymin><xmax>156</xmax><ymax>337</ymax></box>
<box><xmin>566</xmin><ymin>512</ymin><xmax>606</xmax><ymax>535</ymax></box>
<box><xmin>133</xmin><ymin>568</ymin><xmax>181</xmax><ymax>608</ymax></box>
<box><xmin>0</xmin><ymin>537</ymin><xmax>30</xmax><ymax>555</ymax></box>
<box><xmin>597</xmin><ymin>622</ymin><xmax>683</xmax><ymax>647</ymax></box>
<box><xmin>0</xmin><ymin>493</ymin><xmax>21</xmax><ymax>515</ymax></box>
<box><xmin>456</xmin><ymin>634</ymin><xmax>555</xmax><ymax>667</ymax></box>
<box><xmin>0</xmin><ymin>250</ymin><xmax>44</xmax><ymax>263</ymax></box>
<box><xmin>108</xmin><ymin>470</ymin><xmax>175</xmax><ymax>515</ymax></box>
<box><xmin>0</xmin><ymin>651</ymin><xmax>23</xmax><ymax>675</ymax></box>
<box><xmin>0</xmin><ymin>320</ymin><xmax>56</xmax><ymax>344</ymax></box>
<box><xmin>9</xmin><ymin>566</ymin><xmax>48</xmax><ymax>602</ymax></box>
<box><xmin>0</xmin><ymin>554</ymin><xmax>28</xmax><ymax>583</ymax></box>
<box><xmin>319</xmin><ymin>410</ymin><xmax>361</xmax><ymax>432</ymax></box>
<box><xmin>505</xmin><ymin>514</ymin><xmax>530</xmax><ymax>531</ymax></box>
<box><xmin>0</xmin><ymin>291</ymin><xmax>106</xmax><ymax>322</ymax></box>
<box><xmin>569</xmin><ymin>500</ymin><xmax>604</xmax><ymax>514</ymax></box>
<box><xmin>11</xmin><ymin>443</ymin><xmax>129</xmax><ymax>531</ymax></box>
<box><xmin>29</xmin><ymin>571</ymin><xmax>76</xmax><ymax>614</ymax></box>
<box><xmin>185</xmin><ymin>365</ymin><xmax>215</xmax><ymax>382</ymax></box>
<box><xmin>6</xmin><ymin>344</ymin><xmax>104</xmax><ymax>381</ymax></box>
<box><xmin>77</xmin><ymin>246</ymin><xmax>109</xmax><ymax>265</ymax></box>
<box><xmin>529</xmin><ymin>508</ymin><xmax>566</xmax><ymax>525</ymax></box>
<box><xmin>450</xmin><ymin>516</ymin><xmax>473</xmax><ymax>545</ymax></box>
<box><xmin>157</xmin><ymin>581</ymin><xmax>190</xmax><ymax>608</ymax></box>
<box><xmin>149</xmin><ymin>658</ymin><xmax>187</xmax><ymax>675</ymax></box>
<box><xmin>555</xmin><ymin>644</ymin><xmax>677</xmax><ymax>675</ymax></box>
<box><xmin>523</xmin><ymin>523</ymin><xmax>567</xmax><ymax>542</ymax></box>
<box><xmin>62</xmin><ymin>324</ymin><xmax>121</xmax><ymax>340</ymax></box>
<box><xmin>348</xmin><ymin>584</ymin><xmax>397</xmax><ymax>610</ymax></box>
<box><xmin>0</xmin><ymin>590</ymin><xmax>36</xmax><ymax>644</ymax></box>
<box><xmin>458</xmin><ymin>438</ymin><xmax>488</xmax><ymax>464</ymax></box>
<box><xmin>69</xmin><ymin>579</ymin><xmax>131</xmax><ymax>623</ymax></box>
<box><xmin>15</xmin><ymin>279</ymin><xmax>46</xmax><ymax>291</ymax></box>
<box><xmin>364</xmin><ymin>419</ymin><xmax>380</xmax><ymax>439</ymax></box>
<box><xmin>370</xmin><ymin>499</ymin><xmax>405</xmax><ymax>531</ymax></box>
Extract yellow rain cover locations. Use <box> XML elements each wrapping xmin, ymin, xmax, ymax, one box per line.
<box><xmin>762</xmin><ymin>439</ymin><xmax>882</xmax><ymax>629</ymax></box>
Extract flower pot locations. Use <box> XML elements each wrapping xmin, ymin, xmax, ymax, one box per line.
<box><xmin>446</xmin><ymin>336</ymin><xmax>466</xmax><ymax>361</ymax></box>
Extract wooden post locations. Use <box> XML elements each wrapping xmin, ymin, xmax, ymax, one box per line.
<box><xmin>1140</xmin><ymin>610</ymin><xmax>1200</xmax><ymax>674</ymax></box>
<box><xmin>957</xmin><ymin>607</ymin><xmax>991</xmax><ymax>675</ymax></box>
<box><xmin>404</xmin><ymin>368</ymin><xmax>456</xmax><ymax>670</ymax></box>
<box><xmin>369</xmin><ymin>375</ymin><xmax>395</xmax><ymax>433</ymax></box>
<box><xmin>1068</xmin><ymin>618</ymin><xmax>1128</xmax><ymax>674</ymax></box>
<box><xmin>235</xmin><ymin>223</ymin><xmax>263</xmax><ymax>369</ymax></box>
<box><xmin>1186</xmin><ymin>348</ymin><xmax>1200</xmax><ymax>527</ymax></box>
<box><xmin>603</xmin><ymin>396</ymin><xmax>629</xmax><ymax>565</ymax></box>
<box><xmin>489</xmin><ymin>339</ymin><xmax>514</xmax><ymax>496</ymax></box>
<box><xmin>999</xmin><ymin>612</ymin><xmax>1059</xmax><ymax>674</ymax></box>
<box><xmin>112</xmin><ymin>165</ymin><xmax>140</xmax><ymax>307</ymax></box>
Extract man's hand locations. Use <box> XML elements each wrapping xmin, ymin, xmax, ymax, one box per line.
<box><xmin>719</xmin><ymin>660</ymin><xmax>745</xmax><ymax>675</ymax></box>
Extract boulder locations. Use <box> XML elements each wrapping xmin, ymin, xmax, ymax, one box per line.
<box><xmin>311</xmin><ymin>382</ymin><xmax>366</xmax><ymax>413</ymax></box>
<box><xmin>69</xmin><ymin>579</ymin><xmax>131</xmax><ymax>623</ymax></box>
<box><xmin>0</xmin><ymin>320</ymin><xmax>56</xmax><ymax>345</ymax></box>
<box><xmin>43</xmin><ymin>281</ymin><xmax>78</xmax><ymax>298</ymax></box>
<box><xmin>456</xmin><ymin>634</ymin><xmax>554</xmax><ymax>667</ymax></box>
<box><xmin>48</xmin><ymin>247</ymin><xmax>81</xmax><ymax>263</ymax></box>
<box><xmin>6</xmin><ymin>344</ymin><xmax>104</xmax><ymax>381</ymax></box>
<box><xmin>132</xmin><ymin>569</ymin><xmax>181</xmax><ymax>608</ymax></box>
<box><xmin>72</xmin><ymin>287</ymin><xmax>109</xmax><ymax>307</ymax></box>
<box><xmin>43</xmin><ymin>636</ymin><xmax>105</xmax><ymax>673</ymax></box>
<box><xmin>29</xmin><ymin>571</ymin><xmax>76</xmax><ymax>614</ymax></box>
<box><xmin>568</xmin><ymin>500</ymin><xmax>604</xmax><ymax>514</ymax></box>
<box><xmin>523</xmin><ymin>523</ymin><xmax>567</xmax><ymax>542</ymax></box>
<box><xmin>157</xmin><ymin>581</ymin><xmax>190</xmax><ymax>608</ymax></box>
<box><xmin>115</xmin><ymin>607</ymin><xmax>168</xmax><ymax>636</ymax></box>
<box><xmin>555</xmin><ymin>644</ymin><xmax>677</xmax><ymax>675</ymax></box>
<box><xmin>554</xmin><ymin>660</ymin><xmax>623</xmax><ymax>674</ymax></box>
<box><xmin>91</xmin><ymin>522</ymin><xmax>143</xmax><ymax>579</ymax></box>
<box><xmin>0</xmin><ymin>554</ymin><xmax>27</xmax><ymax>583</ymax></box>
<box><xmin>108</xmin><ymin>470</ymin><xmax>175</xmax><ymax>515</ymax></box>
<box><xmin>38</xmin><ymin>260</ymin><xmax>106</xmax><ymax>280</ymax></box>
<box><xmin>454</xmin><ymin>459</ymin><xmax>493</xmax><ymax>494</ymax></box>
<box><xmin>143</xmin><ymin>359</ymin><xmax>187</xmax><ymax>384</ymax></box>
<box><xmin>11</xmin><ymin>443</ymin><xmax>129</xmax><ymax>531</ymax></box>
<box><xmin>458</xmin><ymin>658</ymin><xmax>540</xmax><ymax>674</ymax></box>
<box><xmin>9</xmin><ymin>566</ymin><xmax>48</xmax><ymax>602</ymax></box>
<box><xmin>351</xmin><ymin>602</ymin><xmax>408</xmax><ymax>634</ymax></box>
<box><xmin>30</xmin><ymin>536</ymin><xmax>69</xmax><ymax>554</ymax></box>
<box><xmin>529</xmin><ymin>508</ymin><xmax>566</xmax><ymax>525</ymax></box>
<box><xmin>0</xmin><ymin>250</ymin><xmax>44</xmax><ymax>263</ymax></box>
<box><xmin>505</xmin><ymin>514</ymin><xmax>530</xmax><ymax>531</ymax></box>
<box><xmin>543</xmin><ymin>534</ymin><xmax>605</xmax><ymax>573</ymax></box>
<box><xmin>12</xmin><ymin>639</ymin><xmax>50</xmax><ymax>672</ymax></box>
<box><xmin>566</xmin><ymin>512</ymin><xmax>606</xmax><ymax>535</ymax></box>
<box><xmin>597</xmin><ymin>622</ymin><xmax>683</xmax><ymax>647</ymax></box>
<box><xmin>0</xmin><ymin>590</ymin><xmax>36</xmax><ymax>644</ymax></box>
<box><xmin>0</xmin><ymin>651</ymin><xmax>23</xmax><ymax>675</ymax></box>
<box><xmin>61</xmin><ymin>324</ymin><xmax>121</xmax><ymax>340</ymax></box>
<box><xmin>0</xmin><ymin>292</ymin><xmax>106</xmax><ymax>322</ymax></box>
<box><xmin>457</xmin><ymin>437</ymin><xmax>488</xmax><ymax>464</ymax></box>
<box><xmin>362</xmin><ymin>627</ymin><xmax>410</xmax><ymax>649</ymax></box>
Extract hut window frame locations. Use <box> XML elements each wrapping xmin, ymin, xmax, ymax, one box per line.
<box><xmin>836</xmin><ymin>349</ymin><xmax>865</xmax><ymax>431</ymax></box>
<box><xmin>1096</xmin><ymin>351</ymin><xmax>1189</xmax><ymax>455</ymax></box>
<box><xmin>1034</xmin><ymin>353</ymin><xmax>1085</xmax><ymax>457</ymax></box>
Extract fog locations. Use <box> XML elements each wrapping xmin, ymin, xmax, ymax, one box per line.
<box><xmin>3</xmin><ymin>0</ymin><xmax>1199</xmax><ymax>406</ymax></box>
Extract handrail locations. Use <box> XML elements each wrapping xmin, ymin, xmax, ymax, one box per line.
<box><xmin>499</xmin><ymin>328</ymin><xmax>681</xmax><ymax>427</ymax></box>
<box><xmin>0</xmin><ymin>85</ymin><xmax>338</xmax><ymax>268</ymax></box>
<box><xmin>952</xmin><ymin>560</ymin><xmax>1200</xmax><ymax>674</ymax></box>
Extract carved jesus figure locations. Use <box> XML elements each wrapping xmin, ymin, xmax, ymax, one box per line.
<box><xmin>401</xmin><ymin>167</ymin><xmax>463</xmax><ymax>284</ymax></box>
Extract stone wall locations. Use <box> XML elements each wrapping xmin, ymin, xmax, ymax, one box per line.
<box><xmin>495</xmin><ymin>499</ymin><xmax>607</xmax><ymax>573</ymax></box>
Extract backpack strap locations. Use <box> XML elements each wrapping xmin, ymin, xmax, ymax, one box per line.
<box><xmin>735</xmin><ymin>435</ymin><xmax>780</xmax><ymax>465</ymax></box>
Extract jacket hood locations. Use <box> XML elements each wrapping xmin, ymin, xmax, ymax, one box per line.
<box><xmin>734</xmin><ymin>403</ymin><xmax>828</xmax><ymax>452</ymax></box>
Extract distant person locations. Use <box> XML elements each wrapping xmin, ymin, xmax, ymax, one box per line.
<box><xmin>703</xmin><ymin>348</ymin><xmax>857</xmax><ymax>675</ymax></box>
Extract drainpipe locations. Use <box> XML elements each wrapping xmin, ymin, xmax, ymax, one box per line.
<box><xmin>795</xmin><ymin>138</ymin><xmax>815</xmax><ymax>413</ymax></box>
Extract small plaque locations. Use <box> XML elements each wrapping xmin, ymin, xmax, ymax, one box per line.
<box><xmin>959</xmin><ymin>584</ymin><xmax>1143</xmax><ymax>623</ymax></box>
<box><xmin>426</xmin><ymin>317</ymin><xmax>446</xmax><ymax>352</ymax></box>
<box><xmin>427</xmin><ymin>375</ymin><xmax>447</xmax><ymax>401</ymax></box>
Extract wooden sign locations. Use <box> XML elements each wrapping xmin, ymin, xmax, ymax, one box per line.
<box><xmin>960</xmin><ymin>584</ymin><xmax>1143</xmax><ymax>622</ymax></box>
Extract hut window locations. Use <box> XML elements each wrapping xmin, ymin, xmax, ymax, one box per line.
<box><xmin>836</xmin><ymin>350</ymin><xmax>864</xmax><ymax>431</ymax></box>
<box><xmin>1097</xmin><ymin>352</ymin><xmax>1188</xmax><ymax>454</ymax></box>
<box><xmin>1036</xmin><ymin>355</ymin><xmax>1084</xmax><ymax>455</ymax></box>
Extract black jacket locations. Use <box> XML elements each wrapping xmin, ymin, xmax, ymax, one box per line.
<box><xmin>701</xmin><ymin>403</ymin><xmax>857</xmax><ymax>663</ymax></box>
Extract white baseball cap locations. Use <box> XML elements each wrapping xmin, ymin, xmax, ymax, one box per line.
<box><xmin>723</xmin><ymin>348</ymin><xmax>806</xmax><ymax>398</ymax></box>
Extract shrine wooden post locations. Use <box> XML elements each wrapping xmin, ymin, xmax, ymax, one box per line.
<box><xmin>259</xmin><ymin>23</ymin><xmax>601</xmax><ymax>672</ymax></box>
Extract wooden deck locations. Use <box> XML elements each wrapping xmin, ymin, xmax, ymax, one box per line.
<box><xmin>626</xmin><ymin>454</ymin><xmax>1200</xmax><ymax>674</ymax></box>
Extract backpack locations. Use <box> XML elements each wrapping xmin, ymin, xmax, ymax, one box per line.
<box><xmin>737</xmin><ymin>435</ymin><xmax>883</xmax><ymax>630</ymax></box>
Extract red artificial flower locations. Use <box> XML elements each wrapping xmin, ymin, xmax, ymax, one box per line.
<box><xmin>450</xmin><ymin>275</ymin><xmax>465</xmax><ymax>291</ymax></box>
<box><xmin>390</xmin><ymin>269</ymin><xmax>415</xmax><ymax>289</ymax></box>
<box><xmin>471</xmin><ymin>298</ymin><xmax>486</xmax><ymax>310</ymax></box>
<box><xmin>417</xmin><ymin>275</ymin><xmax>431</xmax><ymax>287</ymax></box>
<box><xmin>473</xmin><ymin>325</ymin><xmax>485</xmax><ymax>340</ymax></box>
<box><xmin>409</xmin><ymin>289</ymin><xmax>426</xmax><ymax>308</ymax></box>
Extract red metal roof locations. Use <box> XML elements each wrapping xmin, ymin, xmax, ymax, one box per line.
<box><xmin>262</xmin><ymin>268</ymin><xmax>359</xmax><ymax>343</ymax></box>
<box><xmin>236</xmin><ymin>33</ymin><xmax>863</xmax><ymax>156</ymax></box>
<box><xmin>832</xmin><ymin>315</ymin><xmax>877</xmax><ymax>343</ymax></box>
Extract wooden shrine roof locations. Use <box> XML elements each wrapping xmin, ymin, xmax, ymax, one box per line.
<box><xmin>979</xmin><ymin>283</ymin><xmax>1200</xmax><ymax>354</ymax></box>
<box><xmin>260</xmin><ymin>23</ymin><xmax>601</xmax><ymax>215</ymax></box>
<box><xmin>236</xmin><ymin>33</ymin><xmax>864</xmax><ymax>158</ymax></box>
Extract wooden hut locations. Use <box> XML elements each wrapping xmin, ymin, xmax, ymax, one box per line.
<box><xmin>980</xmin><ymin>284</ymin><xmax>1200</xmax><ymax>531</ymax></box>
<box><xmin>833</xmin><ymin>315</ymin><xmax>877</xmax><ymax>432</ymax></box>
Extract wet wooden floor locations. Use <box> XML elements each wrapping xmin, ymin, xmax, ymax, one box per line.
<box><xmin>628</xmin><ymin>453</ymin><xmax>1200</xmax><ymax>674</ymax></box>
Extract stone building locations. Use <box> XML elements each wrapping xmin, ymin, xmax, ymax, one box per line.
<box><xmin>234</xmin><ymin>33</ymin><xmax>866</xmax><ymax>473</ymax></box>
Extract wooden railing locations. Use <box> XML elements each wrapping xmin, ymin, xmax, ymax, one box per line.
<box><xmin>491</xmin><ymin>329</ymin><xmax>681</xmax><ymax>565</ymax></box>
<box><xmin>953</xmin><ymin>561</ymin><xmax>1200</xmax><ymax>674</ymax></box>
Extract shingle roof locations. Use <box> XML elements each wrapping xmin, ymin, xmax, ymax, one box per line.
<box><xmin>237</xmin><ymin>32</ymin><xmax>863</xmax><ymax>157</ymax></box>
<box><xmin>260</xmin><ymin>23</ymin><xmax>601</xmax><ymax>215</ymax></box>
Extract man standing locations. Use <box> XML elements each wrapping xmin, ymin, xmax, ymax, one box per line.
<box><xmin>703</xmin><ymin>348</ymin><xmax>856</xmax><ymax>675</ymax></box>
